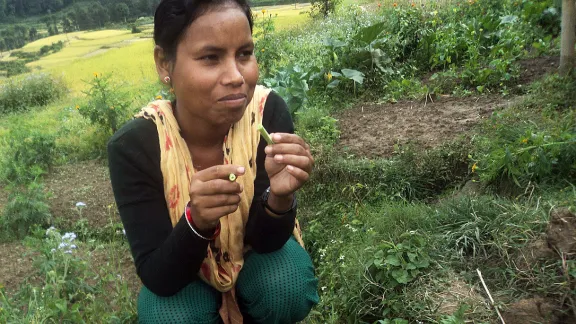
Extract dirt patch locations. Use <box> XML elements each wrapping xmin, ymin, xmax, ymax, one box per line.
<box><xmin>337</xmin><ymin>56</ymin><xmax>559</xmax><ymax>158</ymax></box>
<box><xmin>44</xmin><ymin>159</ymin><xmax>116</xmax><ymax>228</ymax></box>
<box><xmin>435</xmin><ymin>278</ymin><xmax>487</xmax><ymax>316</ymax></box>
<box><xmin>514</xmin><ymin>235</ymin><xmax>557</xmax><ymax>271</ymax></box>
<box><xmin>517</xmin><ymin>56</ymin><xmax>559</xmax><ymax>86</ymax></box>
<box><xmin>502</xmin><ymin>297</ymin><xmax>566</xmax><ymax>324</ymax></box>
<box><xmin>337</xmin><ymin>95</ymin><xmax>518</xmax><ymax>158</ymax></box>
<box><xmin>0</xmin><ymin>242</ymin><xmax>37</xmax><ymax>295</ymax></box>
<box><xmin>546</xmin><ymin>208</ymin><xmax>576</xmax><ymax>255</ymax></box>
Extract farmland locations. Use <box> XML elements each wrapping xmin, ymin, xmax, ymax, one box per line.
<box><xmin>1</xmin><ymin>0</ymin><xmax>575</xmax><ymax>323</ymax></box>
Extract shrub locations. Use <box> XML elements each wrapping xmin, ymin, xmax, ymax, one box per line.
<box><xmin>0</xmin><ymin>60</ymin><xmax>30</xmax><ymax>77</ymax></box>
<box><xmin>0</xmin><ymin>73</ymin><xmax>68</xmax><ymax>114</ymax></box>
<box><xmin>473</xmin><ymin>75</ymin><xmax>576</xmax><ymax>189</ymax></box>
<box><xmin>78</xmin><ymin>73</ymin><xmax>132</xmax><ymax>135</ymax></box>
<box><xmin>1</xmin><ymin>181</ymin><xmax>52</xmax><ymax>240</ymax></box>
<box><xmin>0</xmin><ymin>125</ymin><xmax>56</xmax><ymax>184</ymax></box>
<box><xmin>254</xmin><ymin>10</ymin><xmax>281</xmax><ymax>78</ymax></box>
<box><xmin>131</xmin><ymin>24</ymin><xmax>142</xmax><ymax>33</ymax></box>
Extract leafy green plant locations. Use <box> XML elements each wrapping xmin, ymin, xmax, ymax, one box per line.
<box><xmin>0</xmin><ymin>73</ymin><xmax>67</xmax><ymax>114</ymax></box>
<box><xmin>440</xmin><ymin>304</ymin><xmax>469</xmax><ymax>324</ymax></box>
<box><xmin>0</xmin><ymin>125</ymin><xmax>56</xmax><ymax>184</ymax></box>
<box><xmin>367</xmin><ymin>231</ymin><xmax>431</xmax><ymax>288</ymax></box>
<box><xmin>1</xmin><ymin>181</ymin><xmax>51</xmax><ymax>240</ymax></box>
<box><xmin>78</xmin><ymin>73</ymin><xmax>132</xmax><ymax>135</ymax></box>
<box><xmin>327</xmin><ymin>68</ymin><xmax>365</xmax><ymax>95</ymax></box>
<box><xmin>254</xmin><ymin>10</ymin><xmax>281</xmax><ymax>78</ymax></box>
<box><xmin>264</xmin><ymin>64</ymin><xmax>312</xmax><ymax>115</ymax></box>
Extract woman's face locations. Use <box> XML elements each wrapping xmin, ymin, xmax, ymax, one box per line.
<box><xmin>169</xmin><ymin>6</ymin><xmax>258</xmax><ymax>127</ymax></box>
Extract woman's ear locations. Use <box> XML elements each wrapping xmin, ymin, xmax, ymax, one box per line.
<box><xmin>154</xmin><ymin>45</ymin><xmax>172</xmax><ymax>82</ymax></box>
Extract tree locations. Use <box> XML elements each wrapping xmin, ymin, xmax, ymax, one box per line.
<box><xmin>0</xmin><ymin>0</ymin><xmax>6</xmax><ymax>19</ymax></box>
<box><xmin>310</xmin><ymin>0</ymin><xmax>341</xmax><ymax>18</ymax></box>
<box><xmin>115</xmin><ymin>3</ymin><xmax>130</xmax><ymax>23</ymax></box>
<box><xmin>62</xmin><ymin>14</ymin><xmax>74</xmax><ymax>33</ymax></box>
<box><xmin>559</xmin><ymin>0</ymin><xmax>576</xmax><ymax>75</ymax></box>
<box><xmin>29</xmin><ymin>27</ymin><xmax>38</xmax><ymax>40</ymax></box>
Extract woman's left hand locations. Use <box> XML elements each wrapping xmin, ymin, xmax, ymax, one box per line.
<box><xmin>264</xmin><ymin>133</ymin><xmax>314</xmax><ymax>198</ymax></box>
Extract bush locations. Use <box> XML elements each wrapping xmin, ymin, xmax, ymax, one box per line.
<box><xmin>78</xmin><ymin>73</ymin><xmax>132</xmax><ymax>135</ymax></box>
<box><xmin>0</xmin><ymin>125</ymin><xmax>56</xmax><ymax>184</ymax></box>
<box><xmin>0</xmin><ymin>73</ymin><xmax>68</xmax><ymax>114</ymax></box>
<box><xmin>131</xmin><ymin>24</ymin><xmax>142</xmax><ymax>33</ymax></box>
<box><xmin>473</xmin><ymin>75</ymin><xmax>576</xmax><ymax>189</ymax></box>
<box><xmin>1</xmin><ymin>181</ymin><xmax>52</xmax><ymax>240</ymax></box>
<box><xmin>0</xmin><ymin>60</ymin><xmax>31</xmax><ymax>77</ymax></box>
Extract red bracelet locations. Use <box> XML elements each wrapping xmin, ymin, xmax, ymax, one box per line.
<box><xmin>185</xmin><ymin>203</ymin><xmax>220</xmax><ymax>240</ymax></box>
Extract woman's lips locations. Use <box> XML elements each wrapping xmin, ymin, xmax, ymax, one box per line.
<box><xmin>218</xmin><ymin>93</ymin><xmax>247</xmax><ymax>108</ymax></box>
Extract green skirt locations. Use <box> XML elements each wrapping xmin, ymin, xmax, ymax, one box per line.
<box><xmin>138</xmin><ymin>238</ymin><xmax>319</xmax><ymax>324</ymax></box>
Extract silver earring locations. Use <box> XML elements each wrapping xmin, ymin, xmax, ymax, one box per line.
<box><xmin>164</xmin><ymin>76</ymin><xmax>171</xmax><ymax>84</ymax></box>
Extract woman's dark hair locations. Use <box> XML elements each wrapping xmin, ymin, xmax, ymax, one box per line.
<box><xmin>154</xmin><ymin>0</ymin><xmax>253</xmax><ymax>61</ymax></box>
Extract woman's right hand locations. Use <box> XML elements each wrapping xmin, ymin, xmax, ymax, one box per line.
<box><xmin>188</xmin><ymin>165</ymin><xmax>245</xmax><ymax>231</ymax></box>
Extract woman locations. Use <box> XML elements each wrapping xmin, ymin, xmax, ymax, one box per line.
<box><xmin>107</xmin><ymin>0</ymin><xmax>319</xmax><ymax>323</ymax></box>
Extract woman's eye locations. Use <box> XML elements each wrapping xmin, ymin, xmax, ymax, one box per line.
<box><xmin>200</xmin><ymin>54</ymin><xmax>218</xmax><ymax>62</ymax></box>
<box><xmin>239</xmin><ymin>50</ymin><xmax>253</xmax><ymax>58</ymax></box>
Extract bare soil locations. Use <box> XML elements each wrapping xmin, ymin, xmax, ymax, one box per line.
<box><xmin>338</xmin><ymin>95</ymin><xmax>517</xmax><ymax>158</ymax></box>
<box><xmin>43</xmin><ymin>159</ymin><xmax>116</xmax><ymax>228</ymax></box>
<box><xmin>0</xmin><ymin>242</ymin><xmax>38</xmax><ymax>295</ymax></box>
<box><xmin>337</xmin><ymin>56</ymin><xmax>559</xmax><ymax>158</ymax></box>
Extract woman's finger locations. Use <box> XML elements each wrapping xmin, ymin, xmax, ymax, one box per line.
<box><xmin>273</xmin><ymin>154</ymin><xmax>313</xmax><ymax>172</ymax></box>
<box><xmin>202</xmin><ymin>205</ymin><xmax>240</xmax><ymax>221</ymax></box>
<box><xmin>194</xmin><ymin>194</ymin><xmax>241</xmax><ymax>208</ymax></box>
<box><xmin>285</xmin><ymin>165</ymin><xmax>310</xmax><ymax>183</ymax></box>
<box><xmin>191</xmin><ymin>179</ymin><xmax>242</xmax><ymax>196</ymax></box>
<box><xmin>270</xmin><ymin>133</ymin><xmax>307</xmax><ymax>147</ymax></box>
<box><xmin>265</xmin><ymin>143</ymin><xmax>308</xmax><ymax>157</ymax></box>
<box><xmin>194</xmin><ymin>164</ymin><xmax>245</xmax><ymax>182</ymax></box>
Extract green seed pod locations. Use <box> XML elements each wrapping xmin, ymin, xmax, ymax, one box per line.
<box><xmin>257</xmin><ymin>124</ymin><xmax>275</xmax><ymax>145</ymax></box>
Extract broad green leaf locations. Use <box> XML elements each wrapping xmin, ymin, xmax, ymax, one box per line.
<box><xmin>353</xmin><ymin>21</ymin><xmax>386</xmax><ymax>44</ymax></box>
<box><xmin>385</xmin><ymin>254</ymin><xmax>400</xmax><ymax>266</ymax></box>
<box><xmin>327</xmin><ymin>80</ymin><xmax>340</xmax><ymax>88</ymax></box>
<box><xmin>500</xmin><ymin>15</ymin><xmax>518</xmax><ymax>25</ymax></box>
<box><xmin>391</xmin><ymin>269</ymin><xmax>409</xmax><ymax>284</ymax></box>
<box><xmin>341</xmin><ymin>69</ymin><xmax>365</xmax><ymax>84</ymax></box>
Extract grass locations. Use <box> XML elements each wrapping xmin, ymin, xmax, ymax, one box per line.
<box><xmin>252</xmin><ymin>3</ymin><xmax>312</xmax><ymax>30</ymax></box>
<box><xmin>28</xmin><ymin>32</ymin><xmax>145</xmax><ymax>70</ymax></box>
<box><xmin>44</xmin><ymin>40</ymin><xmax>157</xmax><ymax>94</ymax></box>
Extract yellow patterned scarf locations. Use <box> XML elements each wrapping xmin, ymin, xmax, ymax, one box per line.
<box><xmin>135</xmin><ymin>86</ymin><xmax>303</xmax><ymax>323</ymax></box>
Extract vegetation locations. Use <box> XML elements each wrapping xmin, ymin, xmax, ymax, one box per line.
<box><xmin>0</xmin><ymin>0</ymin><xmax>575</xmax><ymax>323</ymax></box>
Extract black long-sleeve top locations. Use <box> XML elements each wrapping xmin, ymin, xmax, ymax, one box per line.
<box><xmin>107</xmin><ymin>92</ymin><xmax>296</xmax><ymax>297</ymax></box>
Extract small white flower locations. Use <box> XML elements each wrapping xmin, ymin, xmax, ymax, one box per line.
<box><xmin>50</xmin><ymin>248</ymin><xmax>56</xmax><ymax>253</ymax></box>
<box><xmin>62</xmin><ymin>232</ymin><xmax>77</xmax><ymax>242</ymax></box>
<box><xmin>58</xmin><ymin>242</ymin><xmax>68</xmax><ymax>249</ymax></box>
<box><xmin>64</xmin><ymin>250</ymin><xmax>73</xmax><ymax>254</ymax></box>
<box><xmin>46</xmin><ymin>226</ymin><xmax>56</xmax><ymax>236</ymax></box>
<box><xmin>321</xmin><ymin>286</ymin><xmax>327</xmax><ymax>291</ymax></box>
<box><xmin>70</xmin><ymin>244</ymin><xmax>77</xmax><ymax>250</ymax></box>
<box><xmin>339</xmin><ymin>255</ymin><xmax>345</xmax><ymax>261</ymax></box>
<box><xmin>75</xmin><ymin>202</ymin><xmax>87</xmax><ymax>208</ymax></box>
<box><xmin>122</xmin><ymin>229</ymin><xmax>126</xmax><ymax>236</ymax></box>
